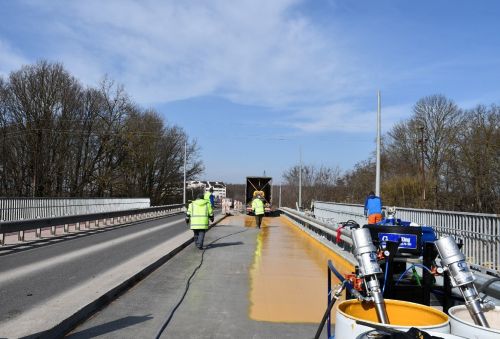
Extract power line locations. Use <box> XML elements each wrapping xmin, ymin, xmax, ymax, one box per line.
<box><xmin>0</xmin><ymin>128</ymin><xmax>178</xmax><ymax>139</ymax></box>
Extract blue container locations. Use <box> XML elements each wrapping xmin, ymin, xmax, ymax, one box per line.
<box><xmin>378</xmin><ymin>218</ymin><xmax>411</xmax><ymax>226</ymax></box>
<box><xmin>421</xmin><ymin>226</ymin><xmax>437</xmax><ymax>243</ymax></box>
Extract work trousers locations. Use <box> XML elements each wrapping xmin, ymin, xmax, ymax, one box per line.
<box><xmin>255</xmin><ymin>214</ymin><xmax>264</xmax><ymax>228</ymax></box>
<box><xmin>368</xmin><ymin>213</ymin><xmax>382</xmax><ymax>224</ymax></box>
<box><xmin>193</xmin><ymin>229</ymin><xmax>206</xmax><ymax>249</ymax></box>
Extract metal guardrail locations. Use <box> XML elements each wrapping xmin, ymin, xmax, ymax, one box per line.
<box><xmin>0</xmin><ymin>198</ymin><xmax>151</xmax><ymax>222</ymax></box>
<box><xmin>0</xmin><ymin>204</ymin><xmax>183</xmax><ymax>245</ymax></box>
<box><xmin>280</xmin><ymin>207</ymin><xmax>500</xmax><ymax>303</ymax></box>
<box><xmin>280</xmin><ymin>207</ymin><xmax>356</xmax><ymax>266</ymax></box>
<box><xmin>313</xmin><ymin>201</ymin><xmax>500</xmax><ymax>273</ymax></box>
<box><xmin>312</xmin><ymin>201</ymin><xmax>367</xmax><ymax>226</ymax></box>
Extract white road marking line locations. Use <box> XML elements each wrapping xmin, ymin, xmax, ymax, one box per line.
<box><xmin>0</xmin><ymin>231</ymin><xmax>193</xmax><ymax>337</ymax></box>
<box><xmin>0</xmin><ymin>218</ymin><xmax>183</xmax><ymax>285</ymax></box>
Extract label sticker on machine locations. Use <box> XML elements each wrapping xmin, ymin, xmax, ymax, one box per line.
<box><xmin>378</xmin><ymin>233</ymin><xmax>417</xmax><ymax>250</ymax></box>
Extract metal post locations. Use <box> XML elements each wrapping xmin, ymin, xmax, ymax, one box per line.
<box><xmin>271</xmin><ymin>183</ymin><xmax>274</xmax><ymax>207</ymax></box>
<box><xmin>327</xmin><ymin>263</ymin><xmax>332</xmax><ymax>337</ymax></box>
<box><xmin>279</xmin><ymin>183</ymin><xmax>282</xmax><ymax>208</ymax></box>
<box><xmin>32</xmin><ymin>153</ymin><xmax>36</xmax><ymax>198</ymax></box>
<box><xmin>376</xmin><ymin>90</ymin><xmax>381</xmax><ymax>196</ymax></box>
<box><xmin>299</xmin><ymin>147</ymin><xmax>302</xmax><ymax>209</ymax></box>
<box><xmin>183</xmin><ymin>140</ymin><xmax>187</xmax><ymax>206</ymax></box>
<box><xmin>418</xmin><ymin>126</ymin><xmax>427</xmax><ymax>202</ymax></box>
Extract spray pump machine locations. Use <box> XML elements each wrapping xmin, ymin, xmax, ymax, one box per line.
<box><xmin>434</xmin><ymin>236</ymin><xmax>493</xmax><ymax>328</ymax></box>
<box><xmin>347</xmin><ymin>230</ymin><xmax>494</xmax><ymax>328</ymax></box>
<box><xmin>351</xmin><ymin>227</ymin><xmax>390</xmax><ymax>324</ymax></box>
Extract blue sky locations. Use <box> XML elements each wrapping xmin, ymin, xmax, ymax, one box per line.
<box><xmin>1</xmin><ymin>1</ymin><xmax>499</xmax><ymax>183</ymax></box>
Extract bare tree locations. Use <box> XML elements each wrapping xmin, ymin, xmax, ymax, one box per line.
<box><xmin>450</xmin><ymin>105</ymin><xmax>500</xmax><ymax>212</ymax></box>
<box><xmin>281</xmin><ymin>164</ymin><xmax>342</xmax><ymax>208</ymax></box>
<box><xmin>0</xmin><ymin>61</ymin><xmax>204</xmax><ymax>203</ymax></box>
<box><xmin>412</xmin><ymin>95</ymin><xmax>463</xmax><ymax>207</ymax></box>
<box><xmin>1</xmin><ymin>61</ymin><xmax>83</xmax><ymax>196</ymax></box>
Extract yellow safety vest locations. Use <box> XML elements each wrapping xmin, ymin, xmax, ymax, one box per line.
<box><xmin>187</xmin><ymin>199</ymin><xmax>213</xmax><ymax>230</ymax></box>
<box><xmin>252</xmin><ymin>198</ymin><xmax>265</xmax><ymax>215</ymax></box>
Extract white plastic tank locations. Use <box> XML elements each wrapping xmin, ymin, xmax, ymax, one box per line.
<box><xmin>449</xmin><ymin>305</ymin><xmax>500</xmax><ymax>338</ymax></box>
<box><xmin>336</xmin><ymin>299</ymin><xmax>450</xmax><ymax>338</ymax></box>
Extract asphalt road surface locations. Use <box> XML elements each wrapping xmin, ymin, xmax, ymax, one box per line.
<box><xmin>0</xmin><ymin>213</ymin><xmax>187</xmax><ymax>324</ymax></box>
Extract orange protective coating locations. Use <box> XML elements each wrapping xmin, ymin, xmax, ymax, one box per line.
<box><xmin>337</xmin><ymin>299</ymin><xmax>448</xmax><ymax>326</ymax></box>
<box><xmin>246</xmin><ymin>215</ymin><xmax>355</xmax><ymax>323</ymax></box>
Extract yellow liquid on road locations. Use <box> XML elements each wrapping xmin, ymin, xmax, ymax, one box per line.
<box><xmin>245</xmin><ymin>215</ymin><xmax>354</xmax><ymax>323</ymax></box>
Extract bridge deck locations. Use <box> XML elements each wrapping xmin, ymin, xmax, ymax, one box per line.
<box><xmin>68</xmin><ymin>214</ymin><xmax>354</xmax><ymax>338</ymax></box>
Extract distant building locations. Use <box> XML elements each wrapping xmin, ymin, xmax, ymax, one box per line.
<box><xmin>187</xmin><ymin>181</ymin><xmax>226</xmax><ymax>199</ymax></box>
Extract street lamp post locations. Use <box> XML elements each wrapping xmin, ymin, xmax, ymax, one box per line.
<box><xmin>376</xmin><ymin>91</ymin><xmax>381</xmax><ymax>196</ymax></box>
<box><xmin>418</xmin><ymin>126</ymin><xmax>427</xmax><ymax>203</ymax></box>
<box><xmin>183</xmin><ymin>140</ymin><xmax>187</xmax><ymax>206</ymax></box>
<box><xmin>279</xmin><ymin>183</ymin><xmax>282</xmax><ymax>208</ymax></box>
<box><xmin>299</xmin><ymin>147</ymin><xmax>302</xmax><ymax>209</ymax></box>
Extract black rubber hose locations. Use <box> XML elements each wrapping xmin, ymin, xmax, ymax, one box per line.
<box><xmin>154</xmin><ymin>227</ymin><xmax>249</xmax><ymax>339</ymax></box>
<box><xmin>314</xmin><ymin>283</ymin><xmax>345</xmax><ymax>339</ymax></box>
<box><xmin>479</xmin><ymin>277</ymin><xmax>500</xmax><ymax>301</ymax></box>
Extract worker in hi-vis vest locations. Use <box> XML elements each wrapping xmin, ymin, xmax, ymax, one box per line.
<box><xmin>204</xmin><ymin>187</ymin><xmax>215</xmax><ymax>208</ymax></box>
<box><xmin>252</xmin><ymin>193</ymin><xmax>265</xmax><ymax>229</ymax></box>
<box><xmin>186</xmin><ymin>193</ymin><xmax>214</xmax><ymax>249</ymax></box>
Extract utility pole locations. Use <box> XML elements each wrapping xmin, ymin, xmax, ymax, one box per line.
<box><xmin>376</xmin><ymin>91</ymin><xmax>381</xmax><ymax>196</ymax></box>
<box><xmin>183</xmin><ymin>140</ymin><xmax>187</xmax><ymax>206</ymax></box>
<box><xmin>299</xmin><ymin>147</ymin><xmax>302</xmax><ymax>209</ymax></box>
<box><xmin>32</xmin><ymin>145</ymin><xmax>37</xmax><ymax>197</ymax></box>
<box><xmin>279</xmin><ymin>183</ymin><xmax>282</xmax><ymax>208</ymax></box>
<box><xmin>271</xmin><ymin>181</ymin><xmax>273</xmax><ymax>205</ymax></box>
<box><xmin>417</xmin><ymin>126</ymin><xmax>427</xmax><ymax>203</ymax></box>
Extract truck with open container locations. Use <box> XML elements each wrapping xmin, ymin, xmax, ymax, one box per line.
<box><xmin>245</xmin><ymin>176</ymin><xmax>272</xmax><ymax>215</ymax></box>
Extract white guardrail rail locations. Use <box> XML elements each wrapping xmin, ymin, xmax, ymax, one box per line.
<box><xmin>0</xmin><ymin>203</ymin><xmax>183</xmax><ymax>245</ymax></box>
<box><xmin>280</xmin><ymin>206</ymin><xmax>500</xmax><ymax>302</ymax></box>
<box><xmin>0</xmin><ymin>198</ymin><xmax>150</xmax><ymax>221</ymax></box>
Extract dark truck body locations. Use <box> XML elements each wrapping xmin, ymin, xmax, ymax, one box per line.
<box><xmin>245</xmin><ymin>176</ymin><xmax>272</xmax><ymax>215</ymax></box>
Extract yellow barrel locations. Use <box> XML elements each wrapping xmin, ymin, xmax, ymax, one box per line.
<box><xmin>335</xmin><ymin>299</ymin><xmax>450</xmax><ymax>337</ymax></box>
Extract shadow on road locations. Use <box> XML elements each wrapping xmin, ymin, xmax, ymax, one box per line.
<box><xmin>205</xmin><ymin>241</ymin><xmax>243</xmax><ymax>249</ymax></box>
<box><xmin>66</xmin><ymin>314</ymin><xmax>154</xmax><ymax>338</ymax></box>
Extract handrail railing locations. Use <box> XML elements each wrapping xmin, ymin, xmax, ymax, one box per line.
<box><xmin>0</xmin><ymin>197</ymin><xmax>150</xmax><ymax>222</ymax></box>
<box><xmin>0</xmin><ymin>204</ymin><xmax>183</xmax><ymax>245</ymax></box>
